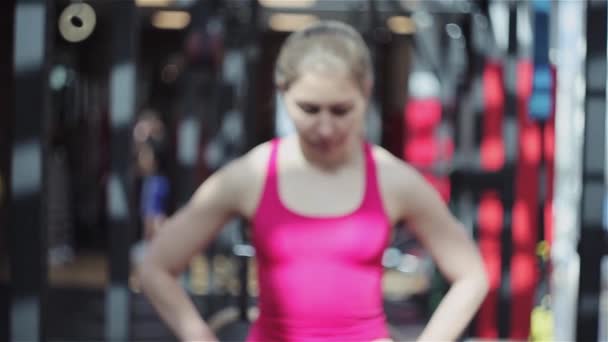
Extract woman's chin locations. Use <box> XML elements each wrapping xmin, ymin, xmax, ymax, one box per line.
<box><xmin>299</xmin><ymin>138</ymin><xmax>350</xmax><ymax>165</ymax></box>
<box><xmin>316</xmin><ymin>146</ymin><xmax>351</xmax><ymax>166</ymax></box>
<box><xmin>311</xmin><ymin>142</ymin><xmax>341</xmax><ymax>156</ymax></box>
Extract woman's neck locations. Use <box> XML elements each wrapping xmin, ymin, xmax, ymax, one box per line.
<box><xmin>294</xmin><ymin>135</ymin><xmax>362</xmax><ymax>172</ymax></box>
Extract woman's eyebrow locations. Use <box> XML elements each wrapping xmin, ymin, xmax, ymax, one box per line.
<box><xmin>295</xmin><ymin>100</ymin><xmax>321</xmax><ymax>106</ymax></box>
<box><xmin>295</xmin><ymin>100</ymin><xmax>353</xmax><ymax>106</ymax></box>
<box><xmin>329</xmin><ymin>102</ymin><xmax>354</xmax><ymax>109</ymax></box>
<box><xmin>331</xmin><ymin>101</ymin><xmax>353</xmax><ymax>106</ymax></box>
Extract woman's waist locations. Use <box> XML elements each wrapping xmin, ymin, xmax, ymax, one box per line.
<box><xmin>256</xmin><ymin>267</ymin><xmax>384</xmax><ymax>315</ymax></box>
<box><xmin>248</xmin><ymin>310</ymin><xmax>389</xmax><ymax>342</ymax></box>
<box><xmin>256</xmin><ymin>288</ymin><xmax>385</xmax><ymax>328</ymax></box>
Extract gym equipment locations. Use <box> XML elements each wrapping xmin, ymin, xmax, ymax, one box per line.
<box><xmin>504</xmin><ymin>2</ymin><xmax>557</xmax><ymax>337</ymax></box>
<box><xmin>551</xmin><ymin>1</ymin><xmax>585</xmax><ymax>341</ymax></box>
<box><xmin>365</xmin><ymin>0</ymin><xmax>385</xmax><ymax>146</ymax></box>
<box><xmin>530</xmin><ymin>232</ymin><xmax>554</xmax><ymax>341</ymax></box>
<box><xmin>403</xmin><ymin>10</ymin><xmax>465</xmax><ymax>330</ymax></box>
<box><xmin>475</xmin><ymin>59</ymin><xmax>509</xmax><ymax>340</ymax></box>
<box><xmin>0</xmin><ymin>14</ymin><xmax>13</xmax><ymax>342</ymax></box>
<box><xmin>58</xmin><ymin>3</ymin><xmax>96</xmax><ymax>43</ymax></box>
<box><xmin>105</xmin><ymin>3</ymin><xmax>138</xmax><ymax>341</ymax></box>
<box><xmin>46</xmin><ymin>148</ymin><xmax>74</xmax><ymax>266</ymax></box>
<box><xmin>576</xmin><ymin>2</ymin><xmax>608</xmax><ymax>341</ymax></box>
<box><xmin>600</xmin><ymin>256</ymin><xmax>608</xmax><ymax>342</ymax></box>
<box><xmin>497</xmin><ymin>3</ymin><xmax>519</xmax><ymax>338</ymax></box>
<box><xmin>205</xmin><ymin>3</ymin><xmax>261</xmax><ymax>340</ymax></box>
<box><xmin>510</xmin><ymin>59</ymin><xmax>541</xmax><ymax>341</ymax></box>
<box><xmin>529</xmin><ymin>0</ymin><xmax>552</xmax><ymax>122</ymax></box>
<box><xmin>243</xmin><ymin>0</ymin><xmax>260</xmax><ymax>152</ymax></box>
<box><xmin>449</xmin><ymin>6</ymin><xmax>512</xmax><ymax>339</ymax></box>
<box><xmin>528</xmin><ymin>1</ymin><xmax>556</xmax><ymax>337</ymax></box>
<box><xmin>232</xmin><ymin>2</ymin><xmax>261</xmax><ymax>329</ymax></box>
<box><xmin>453</xmin><ymin>2</ymin><xmax>520</xmax><ymax>338</ymax></box>
<box><xmin>9</xmin><ymin>0</ymin><xmax>52</xmax><ymax>340</ymax></box>
<box><xmin>403</xmin><ymin>73</ymin><xmax>452</xmax><ymax>202</ymax></box>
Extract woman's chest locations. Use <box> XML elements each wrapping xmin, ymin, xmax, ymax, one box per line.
<box><xmin>253</xmin><ymin>212</ymin><xmax>390</xmax><ymax>264</ymax></box>
<box><xmin>279</xmin><ymin>166</ymin><xmax>365</xmax><ymax>217</ymax></box>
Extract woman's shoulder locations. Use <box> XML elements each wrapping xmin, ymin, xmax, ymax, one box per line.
<box><xmin>369</xmin><ymin>144</ymin><xmax>398</xmax><ymax>164</ymax></box>
<box><xmin>369</xmin><ymin>144</ymin><xmax>424</xmax><ymax>192</ymax></box>
<box><xmin>220</xmin><ymin>140</ymin><xmax>275</xmax><ymax>217</ymax></box>
<box><xmin>370</xmin><ymin>144</ymin><xmax>409</xmax><ymax>173</ymax></box>
<box><xmin>367</xmin><ymin>144</ymin><xmax>426</xmax><ymax>222</ymax></box>
<box><xmin>234</xmin><ymin>140</ymin><xmax>274</xmax><ymax>172</ymax></box>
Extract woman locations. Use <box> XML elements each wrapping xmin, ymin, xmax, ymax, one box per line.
<box><xmin>140</xmin><ymin>21</ymin><xmax>488</xmax><ymax>342</ymax></box>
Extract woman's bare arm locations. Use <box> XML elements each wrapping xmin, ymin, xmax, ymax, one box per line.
<box><xmin>138</xmin><ymin>158</ymin><xmax>249</xmax><ymax>341</ymax></box>
<box><xmin>396</xmin><ymin>163</ymin><xmax>488</xmax><ymax>341</ymax></box>
<box><xmin>143</xmin><ymin>215</ymin><xmax>166</xmax><ymax>240</ymax></box>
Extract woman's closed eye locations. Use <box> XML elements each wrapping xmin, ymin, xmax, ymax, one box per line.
<box><xmin>329</xmin><ymin>105</ymin><xmax>352</xmax><ymax>116</ymax></box>
<box><xmin>296</xmin><ymin>101</ymin><xmax>354</xmax><ymax>116</ymax></box>
<box><xmin>297</xmin><ymin>102</ymin><xmax>321</xmax><ymax>114</ymax></box>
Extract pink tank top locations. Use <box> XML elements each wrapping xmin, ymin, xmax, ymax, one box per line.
<box><xmin>246</xmin><ymin>138</ymin><xmax>392</xmax><ymax>342</ymax></box>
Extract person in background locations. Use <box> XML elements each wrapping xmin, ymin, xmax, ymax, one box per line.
<box><xmin>133</xmin><ymin>109</ymin><xmax>166</xmax><ymax>146</ymax></box>
<box><xmin>130</xmin><ymin>135</ymin><xmax>171</xmax><ymax>290</ymax></box>
<box><xmin>130</xmin><ymin>110</ymin><xmax>168</xmax><ymax>240</ymax></box>
<box><xmin>137</xmin><ymin>136</ymin><xmax>170</xmax><ymax>241</ymax></box>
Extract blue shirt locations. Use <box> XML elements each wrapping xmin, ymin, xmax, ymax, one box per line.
<box><xmin>140</xmin><ymin>175</ymin><xmax>169</xmax><ymax>218</ymax></box>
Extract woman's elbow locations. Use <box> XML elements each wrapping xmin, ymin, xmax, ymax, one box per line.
<box><xmin>137</xmin><ymin>258</ymin><xmax>155</xmax><ymax>284</ymax></box>
<box><xmin>137</xmin><ymin>254</ymin><xmax>168</xmax><ymax>284</ymax></box>
<box><xmin>458</xmin><ymin>265</ymin><xmax>489</xmax><ymax>298</ymax></box>
<box><xmin>475</xmin><ymin>269</ymin><xmax>490</xmax><ymax>299</ymax></box>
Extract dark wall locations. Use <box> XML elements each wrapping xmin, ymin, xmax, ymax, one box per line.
<box><xmin>0</xmin><ymin>0</ymin><xmax>15</xmax><ymax>340</ymax></box>
<box><xmin>0</xmin><ymin>0</ymin><xmax>15</xmax><ymax>272</ymax></box>
<box><xmin>256</xmin><ymin>31</ymin><xmax>287</xmax><ymax>144</ymax></box>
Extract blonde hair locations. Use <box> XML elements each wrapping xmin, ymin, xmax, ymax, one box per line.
<box><xmin>274</xmin><ymin>20</ymin><xmax>374</xmax><ymax>94</ymax></box>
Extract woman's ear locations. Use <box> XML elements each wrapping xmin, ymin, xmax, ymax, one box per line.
<box><xmin>276</xmin><ymin>81</ymin><xmax>289</xmax><ymax>94</ymax></box>
<box><xmin>276</xmin><ymin>88</ymin><xmax>287</xmax><ymax>106</ymax></box>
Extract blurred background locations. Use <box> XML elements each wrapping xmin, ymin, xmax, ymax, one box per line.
<box><xmin>0</xmin><ymin>0</ymin><xmax>607</xmax><ymax>341</ymax></box>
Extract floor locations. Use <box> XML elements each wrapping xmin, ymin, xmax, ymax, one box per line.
<box><xmin>4</xmin><ymin>251</ymin><xmax>430</xmax><ymax>341</ymax></box>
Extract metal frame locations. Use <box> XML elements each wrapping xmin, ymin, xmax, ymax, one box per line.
<box><xmin>0</xmin><ymin>0</ymin><xmax>15</xmax><ymax>341</ymax></box>
<box><xmin>576</xmin><ymin>2</ymin><xmax>607</xmax><ymax>341</ymax></box>
<box><xmin>9</xmin><ymin>0</ymin><xmax>54</xmax><ymax>340</ymax></box>
<box><xmin>105</xmin><ymin>2</ymin><xmax>138</xmax><ymax>341</ymax></box>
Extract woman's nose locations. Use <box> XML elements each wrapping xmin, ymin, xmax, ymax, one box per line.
<box><xmin>316</xmin><ymin>113</ymin><xmax>335</xmax><ymax>138</ymax></box>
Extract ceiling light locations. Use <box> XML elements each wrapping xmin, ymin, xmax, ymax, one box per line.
<box><xmin>259</xmin><ymin>0</ymin><xmax>316</xmax><ymax>8</ymax></box>
<box><xmin>269</xmin><ymin>13</ymin><xmax>318</xmax><ymax>32</ymax></box>
<box><xmin>136</xmin><ymin>0</ymin><xmax>174</xmax><ymax>7</ymax></box>
<box><xmin>152</xmin><ymin>11</ymin><xmax>191</xmax><ymax>30</ymax></box>
<box><xmin>387</xmin><ymin>16</ymin><xmax>416</xmax><ymax>35</ymax></box>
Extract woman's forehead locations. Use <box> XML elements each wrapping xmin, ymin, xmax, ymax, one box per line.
<box><xmin>287</xmin><ymin>70</ymin><xmax>362</xmax><ymax>102</ymax></box>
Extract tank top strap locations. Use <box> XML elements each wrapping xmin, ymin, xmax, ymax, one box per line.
<box><xmin>253</xmin><ymin>138</ymin><xmax>280</xmax><ymax>221</ymax></box>
<box><xmin>268</xmin><ymin>138</ymin><xmax>280</xmax><ymax>180</ymax></box>
<box><xmin>361</xmin><ymin>141</ymin><xmax>384</xmax><ymax>212</ymax></box>
<box><xmin>262</xmin><ymin>138</ymin><xmax>282</xmax><ymax>208</ymax></box>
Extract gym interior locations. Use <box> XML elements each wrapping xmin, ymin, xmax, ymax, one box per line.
<box><xmin>1</xmin><ymin>0</ymin><xmax>606</xmax><ymax>341</ymax></box>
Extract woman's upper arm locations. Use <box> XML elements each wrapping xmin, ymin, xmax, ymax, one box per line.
<box><xmin>397</xmin><ymin>164</ymin><xmax>485</xmax><ymax>283</ymax></box>
<box><xmin>143</xmin><ymin>158</ymin><xmax>248</xmax><ymax>275</ymax></box>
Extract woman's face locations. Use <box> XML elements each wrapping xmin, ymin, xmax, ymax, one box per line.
<box><xmin>282</xmin><ymin>70</ymin><xmax>368</xmax><ymax>164</ymax></box>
